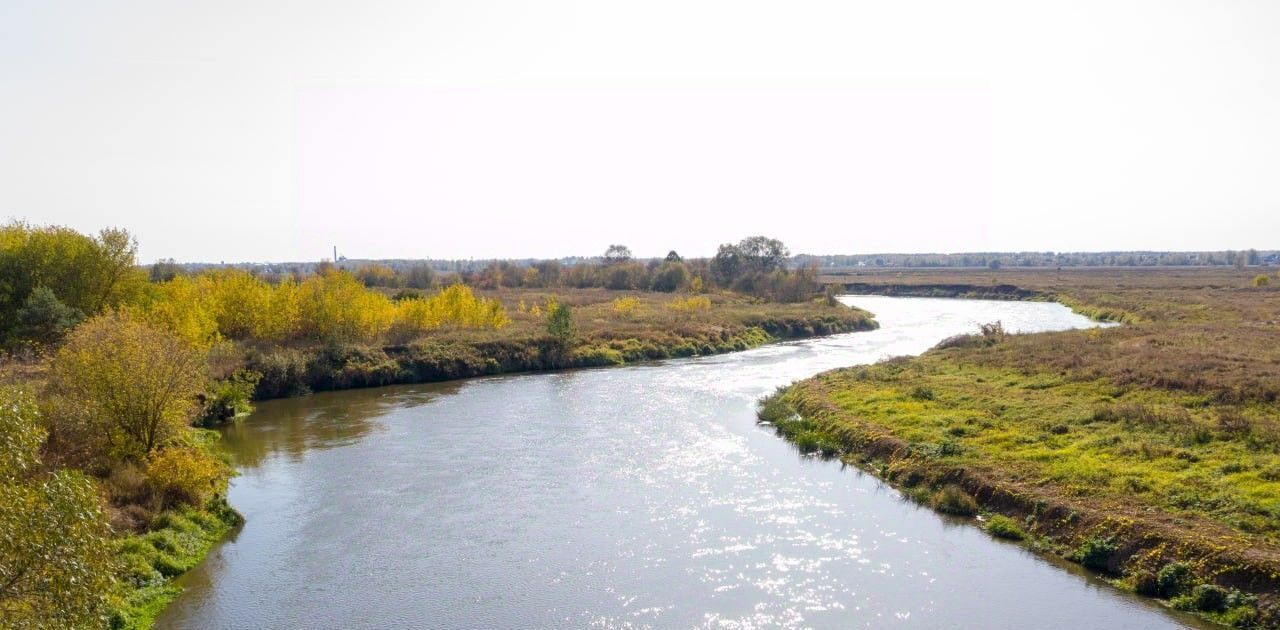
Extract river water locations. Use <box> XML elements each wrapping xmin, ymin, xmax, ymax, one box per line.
<box><xmin>158</xmin><ymin>296</ymin><xmax>1206</xmax><ymax>629</ymax></box>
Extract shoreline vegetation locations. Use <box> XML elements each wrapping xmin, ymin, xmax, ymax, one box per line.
<box><xmin>0</xmin><ymin>223</ymin><xmax>874</xmax><ymax>628</ymax></box>
<box><xmin>763</xmin><ymin>267</ymin><xmax>1280</xmax><ymax>628</ymax></box>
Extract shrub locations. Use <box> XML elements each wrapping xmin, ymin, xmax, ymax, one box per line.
<box><xmin>1222</xmin><ymin>604</ymin><xmax>1259</xmax><ymax>627</ymax></box>
<box><xmin>1132</xmin><ymin>570</ymin><xmax>1159</xmax><ymax>597</ymax></box>
<box><xmin>611</xmin><ymin>296</ymin><xmax>641</xmax><ymax>318</ymax></box>
<box><xmin>1075</xmin><ymin>535</ymin><xmax>1118</xmax><ymax>572</ymax></box>
<box><xmin>984</xmin><ymin>514</ymin><xmax>1025</xmax><ymax>540</ymax></box>
<box><xmin>1172</xmin><ymin>584</ymin><xmax>1229</xmax><ymax>612</ymax></box>
<box><xmin>1252</xmin><ymin>274</ymin><xmax>1270</xmax><ymax>287</ymax></box>
<box><xmin>13</xmin><ymin>285</ymin><xmax>84</xmax><ymax>345</ymax></box>
<box><xmin>392</xmin><ymin>284</ymin><xmax>509</xmax><ymax>339</ymax></box>
<box><xmin>0</xmin><ymin>388</ymin><xmax>115</xmax><ymax>626</ymax></box>
<box><xmin>44</xmin><ymin>311</ymin><xmax>207</xmax><ymax>465</ymax></box>
<box><xmin>146</xmin><ymin>447</ymin><xmax>230</xmax><ymax>509</ymax></box>
<box><xmin>198</xmin><ymin>369</ymin><xmax>261</xmax><ymax>426</ymax></box>
<box><xmin>667</xmin><ymin>295</ymin><xmax>712</xmax><ymax>314</ymax></box>
<box><xmin>248</xmin><ymin>348</ymin><xmax>310</xmax><ymax>398</ymax></box>
<box><xmin>979</xmin><ymin>320</ymin><xmax>1006</xmax><ymax>343</ymax></box>
<box><xmin>1189</xmin><ymin>584</ymin><xmax>1229</xmax><ymax>612</ymax></box>
<box><xmin>931</xmin><ymin>484</ymin><xmax>978</xmax><ymax>516</ymax></box>
<box><xmin>909</xmin><ymin>385</ymin><xmax>935</xmax><ymax>401</ymax></box>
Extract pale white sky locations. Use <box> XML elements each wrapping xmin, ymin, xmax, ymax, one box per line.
<box><xmin>2</xmin><ymin>0</ymin><xmax>1277</xmax><ymax>263</ymax></box>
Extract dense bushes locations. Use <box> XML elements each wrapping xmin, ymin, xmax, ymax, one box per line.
<box><xmin>133</xmin><ymin>269</ymin><xmax>509</xmax><ymax>346</ymax></box>
<box><xmin>0</xmin><ymin>221</ymin><xmax>145</xmax><ymax>347</ymax></box>
<box><xmin>44</xmin><ymin>312</ymin><xmax>208</xmax><ymax>467</ymax></box>
<box><xmin>0</xmin><ymin>387</ymin><xmax>116</xmax><ymax>628</ymax></box>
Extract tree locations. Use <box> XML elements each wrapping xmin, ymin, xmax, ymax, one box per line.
<box><xmin>0</xmin><ymin>222</ymin><xmax>145</xmax><ymax>338</ymax></box>
<box><xmin>603</xmin><ymin>244</ymin><xmax>632</xmax><ymax>265</ymax></box>
<box><xmin>649</xmin><ymin>262</ymin><xmax>690</xmax><ymax>292</ymax></box>
<box><xmin>149</xmin><ymin>258</ymin><xmax>183</xmax><ymax>283</ymax></box>
<box><xmin>404</xmin><ymin>264</ymin><xmax>437</xmax><ymax>289</ymax></box>
<box><xmin>297</xmin><ymin>272</ymin><xmax>395</xmax><ymax>342</ymax></box>
<box><xmin>664</xmin><ymin>250</ymin><xmax>683</xmax><ymax>263</ymax></box>
<box><xmin>355</xmin><ymin>264</ymin><xmax>399</xmax><ymax>288</ymax></box>
<box><xmin>14</xmin><ymin>286</ymin><xmax>83</xmax><ymax>345</ymax></box>
<box><xmin>544</xmin><ymin>298</ymin><xmax>575</xmax><ymax>351</ymax></box>
<box><xmin>710</xmin><ymin>243</ymin><xmax>743</xmax><ymax>286</ymax></box>
<box><xmin>737</xmin><ymin>236</ymin><xmax>789</xmax><ymax>273</ymax></box>
<box><xmin>44</xmin><ymin>311</ymin><xmax>208</xmax><ymax>467</ymax></box>
<box><xmin>0</xmin><ymin>387</ymin><xmax>115</xmax><ymax>628</ymax></box>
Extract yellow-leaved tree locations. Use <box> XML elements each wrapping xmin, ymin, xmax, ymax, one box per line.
<box><xmin>130</xmin><ymin>275</ymin><xmax>219</xmax><ymax>347</ymax></box>
<box><xmin>392</xmin><ymin>284</ymin><xmax>509</xmax><ymax>339</ymax></box>
<box><xmin>298</xmin><ymin>271</ymin><xmax>396</xmax><ymax>342</ymax></box>
<box><xmin>43</xmin><ymin>311</ymin><xmax>208</xmax><ymax>467</ymax></box>
<box><xmin>0</xmin><ymin>387</ymin><xmax>115</xmax><ymax>628</ymax></box>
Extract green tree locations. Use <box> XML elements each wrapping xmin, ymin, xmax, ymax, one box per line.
<box><xmin>544</xmin><ymin>299</ymin><xmax>575</xmax><ymax>351</ymax></box>
<box><xmin>649</xmin><ymin>262</ymin><xmax>690</xmax><ymax>292</ymax></box>
<box><xmin>603</xmin><ymin>244</ymin><xmax>632</xmax><ymax>265</ymax></box>
<box><xmin>13</xmin><ymin>286</ymin><xmax>83</xmax><ymax>345</ymax></box>
<box><xmin>148</xmin><ymin>258</ymin><xmax>183</xmax><ymax>283</ymax></box>
<box><xmin>403</xmin><ymin>264</ymin><xmax>437</xmax><ymax>289</ymax></box>
<box><xmin>44</xmin><ymin>312</ymin><xmax>207</xmax><ymax>467</ymax></box>
<box><xmin>737</xmin><ymin>236</ymin><xmax>789</xmax><ymax>273</ymax></box>
<box><xmin>710</xmin><ymin>243</ymin><xmax>743</xmax><ymax>286</ymax></box>
<box><xmin>0</xmin><ymin>222</ymin><xmax>145</xmax><ymax>339</ymax></box>
<box><xmin>0</xmin><ymin>387</ymin><xmax>115</xmax><ymax>628</ymax></box>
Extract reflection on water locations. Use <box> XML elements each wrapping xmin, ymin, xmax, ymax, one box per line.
<box><xmin>219</xmin><ymin>382</ymin><xmax>463</xmax><ymax>468</ymax></box>
<box><xmin>159</xmin><ymin>297</ymin><xmax>1203</xmax><ymax>629</ymax></box>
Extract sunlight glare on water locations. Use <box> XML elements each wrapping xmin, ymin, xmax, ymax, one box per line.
<box><xmin>158</xmin><ymin>296</ymin><xmax>1201</xmax><ymax>630</ymax></box>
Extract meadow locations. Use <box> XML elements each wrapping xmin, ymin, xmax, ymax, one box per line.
<box><xmin>763</xmin><ymin>266</ymin><xmax>1280</xmax><ymax>627</ymax></box>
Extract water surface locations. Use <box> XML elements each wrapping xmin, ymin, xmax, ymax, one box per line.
<box><xmin>159</xmin><ymin>296</ymin><xmax>1205</xmax><ymax>629</ymax></box>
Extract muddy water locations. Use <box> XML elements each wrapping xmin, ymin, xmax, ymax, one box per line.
<box><xmin>158</xmin><ymin>296</ymin><xmax>1205</xmax><ymax>629</ymax></box>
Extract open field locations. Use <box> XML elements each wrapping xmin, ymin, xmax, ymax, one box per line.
<box><xmin>765</xmin><ymin>267</ymin><xmax>1280</xmax><ymax>626</ymax></box>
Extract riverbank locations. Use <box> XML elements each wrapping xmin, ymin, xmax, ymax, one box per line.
<box><xmin>768</xmin><ymin>269</ymin><xmax>1280</xmax><ymax>627</ymax></box>
<box><xmin>109</xmin><ymin>498</ymin><xmax>242</xmax><ymax>629</ymax></box>
<box><xmin>239</xmin><ymin>288</ymin><xmax>878</xmax><ymax>399</ymax></box>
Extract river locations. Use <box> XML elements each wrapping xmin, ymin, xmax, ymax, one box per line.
<box><xmin>157</xmin><ymin>296</ymin><xmax>1207</xmax><ymax>629</ymax></box>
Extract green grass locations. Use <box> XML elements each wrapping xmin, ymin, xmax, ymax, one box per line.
<box><xmin>803</xmin><ymin>359</ymin><xmax>1280</xmax><ymax>539</ymax></box>
<box><xmin>984</xmin><ymin>514</ymin><xmax>1026</xmax><ymax>540</ymax></box>
<box><xmin>774</xmin><ymin>267</ymin><xmax>1280</xmax><ymax>624</ymax></box>
<box><xmin>108</xmin><ymin>499</ymin><xmax>242</xmax><ymax>630</ymax></box>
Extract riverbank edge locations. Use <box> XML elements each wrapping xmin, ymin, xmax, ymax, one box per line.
<box><xmin>134</xmin><ymin>310</ymin><xmax>878</xmax><ymax>628</ymax></box>
<box><xmin>781</xmin><ymin>285</ymin><xmax>1272</xmax><ymax>626</ymax></box>
<box><xmin>243</xmin><ymin>310</ymin><xmax>879</xmax><ymax>401</ymax></box>
<box><xmin>830</xmin><ymin>281</ymin><xmax>1137</xmax><ymax>323</ymax></box>
<box><xmin>109</xmin><ymin>497</ymin><xmax>243</xmax><ymax>629</ymax></box>
<box><xmin>760</xmin><ymin>379</ymin><xmax>1277</xmax><ymax>627</ymax></box>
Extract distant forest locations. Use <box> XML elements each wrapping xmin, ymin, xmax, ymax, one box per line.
<box><xmin>174</xmin><ymin>248</ymin><xmax>1279</xmax><ymax>277</ymax></box>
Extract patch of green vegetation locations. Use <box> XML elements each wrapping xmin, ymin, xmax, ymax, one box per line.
<box><xmin>931</xmin><ymin>484</ymin><xmax>977</xmax><ymax>516</ymax></box>
<box><xmin>984</xmin><ymin>514</ymin><xmax>1026</xmax><ymax>540</ymax></box>
<box><xmin>1074</xmin><ymin>535</ymin><xmax>1118</xmax><ymax>572</ymax></box>
<box><xmin>108</xmin><ymin>499</ymin><xmax>242</xmax><ymax>630</ymax></box>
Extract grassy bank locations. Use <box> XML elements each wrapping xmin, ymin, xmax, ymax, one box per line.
<box><xmin>768</xmin><ymin>267</ymin><xmax>1280</xmax><ymax>627</ymax></box>
<box><xmin>241</xmin><ymin>288</ymin><xmax>877</xmax><ymax>399</ymax></box>
<box><xmin>108</xmin><ymin>499</ymin><xmax>242</xmax><ymax>629</ymax></box>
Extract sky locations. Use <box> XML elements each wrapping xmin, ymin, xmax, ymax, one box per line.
<box><xmin>2</xmin><ymin>0</ymin><xmax>1278</xmax><ymax>263</ymax></box>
